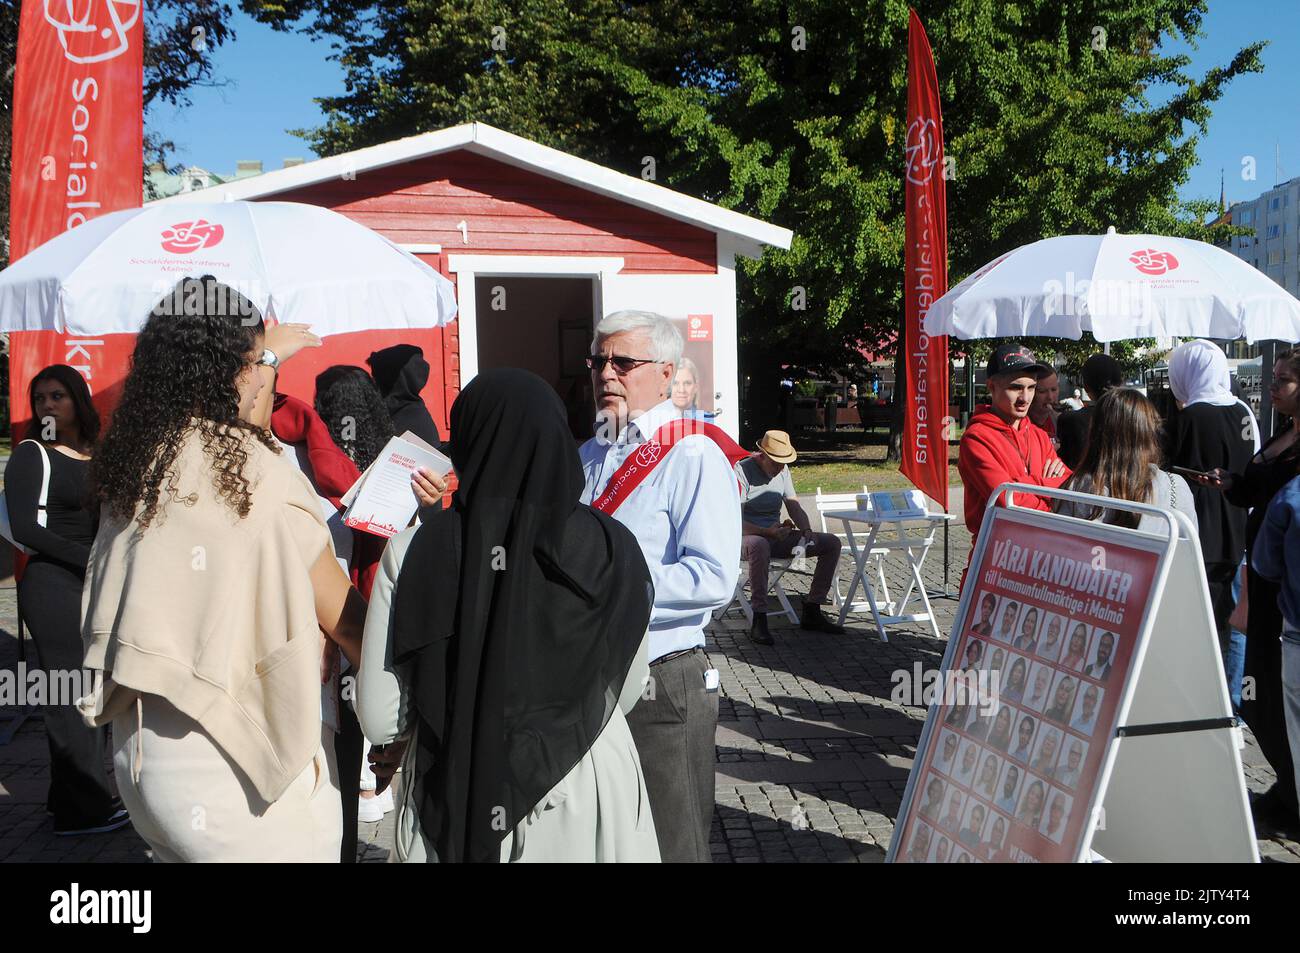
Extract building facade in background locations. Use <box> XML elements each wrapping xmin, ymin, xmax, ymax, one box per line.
<box><xmin>1219</xmin><ymin>176</ymin><xmax>1300</xmax><ymax>361</ymax></box>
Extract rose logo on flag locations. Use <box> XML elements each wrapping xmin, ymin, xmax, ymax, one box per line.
<box><xmin>1129</xmin><ymin>249</ymin><xmax>1180</xmax><ymax>276</ymax></box>
<box><xmin>634</xmin><ymin>441</ymin><xmax>663</xmax><ymax>468</ymax></box>
<box><xmin>44</xmin><ymin>0</ymin><xmax>141</xmax><ymax>64</ymax></box>
<box><xmin>905</xmin><ymin>117</ymin><xmax>941</xmax><ymax>185</ymax></box>
<box><xmin>161</xmin><ymin>220</ymin><xmax>225</xmax><ymax>254</ymax></box>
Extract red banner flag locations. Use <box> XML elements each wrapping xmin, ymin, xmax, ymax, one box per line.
<box><xmin>901</xmin><ymin>7</ymin><xmax>950</xmax><ymax>509</ymax></box>
<box><xmin>7</xmin><ymin>0</ymin><xmax>144</xmax><ymax>436</ymax></box>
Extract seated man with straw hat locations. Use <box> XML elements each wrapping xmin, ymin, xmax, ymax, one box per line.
<box><xmin>737</xmin><ymin>430</ymin><xmax>845</xmax><ymax>644</ymax></box>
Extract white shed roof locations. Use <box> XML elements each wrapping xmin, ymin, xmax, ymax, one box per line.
<box><xmin>154</xmin><ymin>122</ymin><xmax>792</xmax><ymax>258</ymax></box>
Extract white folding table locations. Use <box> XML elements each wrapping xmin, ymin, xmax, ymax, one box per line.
<box><xmin>823</xmin><ymin>509</ymin><xmax>955</xmax><ymax>642</ymax></box>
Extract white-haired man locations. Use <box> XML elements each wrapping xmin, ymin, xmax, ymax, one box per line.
<box><xmin>579</xmin><ymin>309</ymin><xmax>743</xmax><ymax>863</ymax></box>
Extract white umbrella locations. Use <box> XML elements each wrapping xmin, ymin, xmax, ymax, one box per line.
<box><xmin>923</xmin><ymin>227</ymin><xmax>1300</xmax><ymax>343</ymax></box>
<box><xmin>0</xmin><ymin>201</ymin><xmax>458</xmax><ymax>335</ymax></box>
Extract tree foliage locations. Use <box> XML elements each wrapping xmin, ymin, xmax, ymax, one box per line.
<box><xmin>244</xmin><ymin>1</ymin><xmax>1260</xmax><ymax>410</ymax></box>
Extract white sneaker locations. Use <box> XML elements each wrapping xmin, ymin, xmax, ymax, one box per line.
<box><xmin>358</xmin><ymin>786</ymin><xmax>394</xmax><ymax>823</ymax></box>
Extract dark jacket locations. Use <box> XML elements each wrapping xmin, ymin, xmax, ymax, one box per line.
<box><xmin>1164</xmin><ymin>402</ymin><xmax>1254</xmax><ymax>566</ymax></box>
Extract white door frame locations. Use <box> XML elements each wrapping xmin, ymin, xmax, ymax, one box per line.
<box><xmin>445</xmin><ymin>255</ymin><xmax>626</xmax><ymax>383</ymax></box>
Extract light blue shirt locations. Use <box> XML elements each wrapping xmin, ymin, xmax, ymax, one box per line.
<box><xmin>579</xmin><ymin>398</ymin><xmax>741</xmax><ymax>662</ymax></box>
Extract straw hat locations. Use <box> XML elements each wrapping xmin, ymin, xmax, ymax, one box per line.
<box><xmin>756</xmin><ymin>430</ymin><xmax>797</xmax><ymax>464</ymax></box>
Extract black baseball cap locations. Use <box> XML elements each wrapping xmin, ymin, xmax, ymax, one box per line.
<box><xmin>1080</xmin><ymin>354</ymin><xmax>1125</xmax><ymax>396</ymax></box>
<box><xmin>986</xmin><ymin>343</ymin><xmax>1053</xmax><ymax>380</ymax></box>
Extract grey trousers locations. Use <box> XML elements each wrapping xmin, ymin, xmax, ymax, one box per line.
<box><xmin>625</xmin><ymin>647</ymin><xmax>718</xmax><ymax>863</ymax></box>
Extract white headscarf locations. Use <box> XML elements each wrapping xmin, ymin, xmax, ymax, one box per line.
<box><xmin>1169</xmin><ymin>339</ymin><xmax>1236</xmax><ymax>407</ymax></box>
<box><xmin>1168</xmin><ymin>338</ymin><xmax>1260</xmax><ymax>451</ymax></box>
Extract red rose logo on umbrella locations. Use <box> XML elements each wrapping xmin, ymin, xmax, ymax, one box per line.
<box><xmin>1129</xmin><ymin>248</ymin><xmax>1180</xmax><ymax>276</ymax></box>
<box><xmin>161</xmin><ymin>220</ymin><xmax>225</xmax><ymax>254</ymax></box>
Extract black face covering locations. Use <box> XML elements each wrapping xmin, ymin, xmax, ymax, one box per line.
<box><xmin>366</xmin><ymin>344</ymin><xmax>441</xmax><ymax>448</ymax></box>
<box><xmin>391</xmin><ymin>368</ymin><xmax>653</xmax><ymax>863</ymax></box>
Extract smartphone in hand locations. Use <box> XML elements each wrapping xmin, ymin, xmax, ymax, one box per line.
<box><xmin>1171</xmin><ymin>466</ymin><xmax>1215</xmax><ymax>482</ymax></box>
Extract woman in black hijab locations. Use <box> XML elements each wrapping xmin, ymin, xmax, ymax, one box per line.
<box><xmin>366</xmin><ymin>344</ymin><xmax>442</xmax><ymax>448</ymax></box>
<box><xmin>354</xmin><ymin>369</ymin><xmax>660</xmax><ymax>862</ymax></box>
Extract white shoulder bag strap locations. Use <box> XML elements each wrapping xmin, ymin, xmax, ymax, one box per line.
<box><xmin>1</xmin><ymin>441</ymin><xmax>52</xmax><ymax>555</ymax></box>
<box><xmin>30</xmin><ymin>440</ymin><xmax>52</xmax><ymax>530</ymax></box>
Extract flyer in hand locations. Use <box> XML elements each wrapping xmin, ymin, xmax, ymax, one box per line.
<box><xmin>342</xmin><ymin>431</ymin><xmax>452</xmax><ymax>538</ymax></box>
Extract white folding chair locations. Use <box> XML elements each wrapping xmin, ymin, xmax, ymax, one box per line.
<box><xmin>813</xmin><ymin>485</ymin><xmax>893</xmax><ymax>613</ymax></box>
<box><xmin>716</xmin><ymin>555</ymin><xmax>800</xmax><ymax>625</ymax></box>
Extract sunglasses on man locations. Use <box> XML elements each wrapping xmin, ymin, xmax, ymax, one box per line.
<box><xmin>585</xmin><ymin>354</ymin><xmax>661</xmax><ymax>375</ymax></box>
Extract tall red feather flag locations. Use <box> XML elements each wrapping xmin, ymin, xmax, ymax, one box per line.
<box><xmin>901</xmin><ymin>8</ymin><xmax>950</xmax><ymax>508</ymax></box>
<box><xmin>7</xmin><ymin>0</ymin><xmax>144</xmax><ymax>439</ymax></box>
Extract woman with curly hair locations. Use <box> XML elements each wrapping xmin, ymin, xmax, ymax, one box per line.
<box><xmin>78</xmin><ymin>275</ymin><xmax>368</xmax><ymax>862</ymax></box>
<box><xmin>314</xmin><ymin>365</ymin><xmax>394</xmax><ymax>471</ymax></box>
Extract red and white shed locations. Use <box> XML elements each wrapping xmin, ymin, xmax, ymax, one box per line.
<box><xmin>156</xmin><ymin>122</ymin><xmax>792</xmax><ymax>439</ymax></box>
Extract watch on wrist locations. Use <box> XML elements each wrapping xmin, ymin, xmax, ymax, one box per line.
<box><xmin>258</xmin><ymin>348</ymin><xmax>280</xmax><ymax>369</ymax></box>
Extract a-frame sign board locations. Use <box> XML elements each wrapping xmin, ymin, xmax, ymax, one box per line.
<box><xmin>887</xmin><ymin>483</ymin><xmax>1257</xmax><ymax>863</ymax></box>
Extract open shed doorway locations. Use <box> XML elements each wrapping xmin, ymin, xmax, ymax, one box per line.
<box><xmin>474</xmin><ymin>275</ymin><xmax>599</xmax><ymax>439</ymax></box>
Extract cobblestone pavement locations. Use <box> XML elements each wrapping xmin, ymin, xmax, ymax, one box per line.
<box><xmin>2</xmin><ymin>496</ymin><xmax>1297</xmax><ymax>863</ymax></box>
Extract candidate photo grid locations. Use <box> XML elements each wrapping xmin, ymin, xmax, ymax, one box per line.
<box><xmin>913</xmin><ymin>590</ymin><xmax>1126</xmax><ymax>861</ymax></box>
<box><xmin>945</xmin><ymin>608</ymin><xmax>1120</xmax><ymax>857</ymax></box>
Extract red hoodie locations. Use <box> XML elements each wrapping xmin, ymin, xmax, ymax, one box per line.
<box><xmin>270</xmin><ymin>393</ymin><xmax>385</xmax><ymax>599</ymax></box>
<box><xmin>958</xmin><ymin>404</ymin><xmax>1070</xmax><ymax>540</ymax></box>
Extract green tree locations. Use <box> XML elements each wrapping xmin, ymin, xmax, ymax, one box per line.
<box><xmin>244</xmin><ymin>0</ymin><xmax>1259</xmax><ymax>443</ymax></box>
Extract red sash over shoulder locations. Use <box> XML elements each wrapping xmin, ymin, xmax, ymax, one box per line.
<box><xmin>591</xmin><ymin>417</ymin><xmax>750</xmax><ymax>516</ymax></box>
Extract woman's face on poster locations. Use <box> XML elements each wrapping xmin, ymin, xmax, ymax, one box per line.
<box><xmin>1017</xmin><ymin>717</ymin><xmax>1034</xmax><ymax>747</ymax></box>
<box><xmin>1069</xmin><ymin>627</ymin><xmax>1087</xmax><ymax>655</ymax></box>
<box><xmin>993</xmin><ymin>708</ymin><xmax>1011</xmax><ymax>735</ymax></box>
<box><xmin>671</xmin><ymin>366</ymin><xmax>698</xmax><ymax>409</ymax></box>
<box><xmin>1055</xmin><ymin>679</ymin><xmax>1075</xmax><ymax>707</ymax></box>
<box><xmin>1049</xmin><ymin>796</ymin><xmax>1064</xmax><ymax>827</ymax></box>
<box><xmin>1027</xmin><ymin>783</ymin><xmax>1044</xmax><ymax>812</ymax></box>
<box><xmin>1020</xmin><ymin>611</ymin><xmax>1037</xmax><ymax>639</ymax></box>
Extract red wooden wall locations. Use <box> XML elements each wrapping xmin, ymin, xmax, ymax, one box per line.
<box><xmin>268</xmin><ymin>150</ymin><xmax>718</xmax><ymax>432</ymax></box>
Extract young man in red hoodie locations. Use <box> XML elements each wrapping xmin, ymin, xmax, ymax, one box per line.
<box><xmin>959</xmin><ymin>344</ymin><xmax>1071</xmax><ymax>554</ymax></box>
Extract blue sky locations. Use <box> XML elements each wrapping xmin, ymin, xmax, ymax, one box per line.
<box><xmin>160</xmin><ymin>1</ymin><xmax>1297</xmax><ymax>210</ymax></box>
<box><xmin>153</xmin><ymin>8</ymin><xmax>346</xmax><ymax>176</ymax></box>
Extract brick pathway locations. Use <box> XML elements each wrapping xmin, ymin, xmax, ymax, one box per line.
<box><xmin>2</xmin><ymin>497</ymin><xmax>1296</xmax><ymax>863</ymax></box>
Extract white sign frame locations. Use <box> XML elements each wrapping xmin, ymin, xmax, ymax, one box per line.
<box><xmin>886</xmin><ymin>482</ymin><xmax>1258</xmax><ymax>863</ymax></box>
